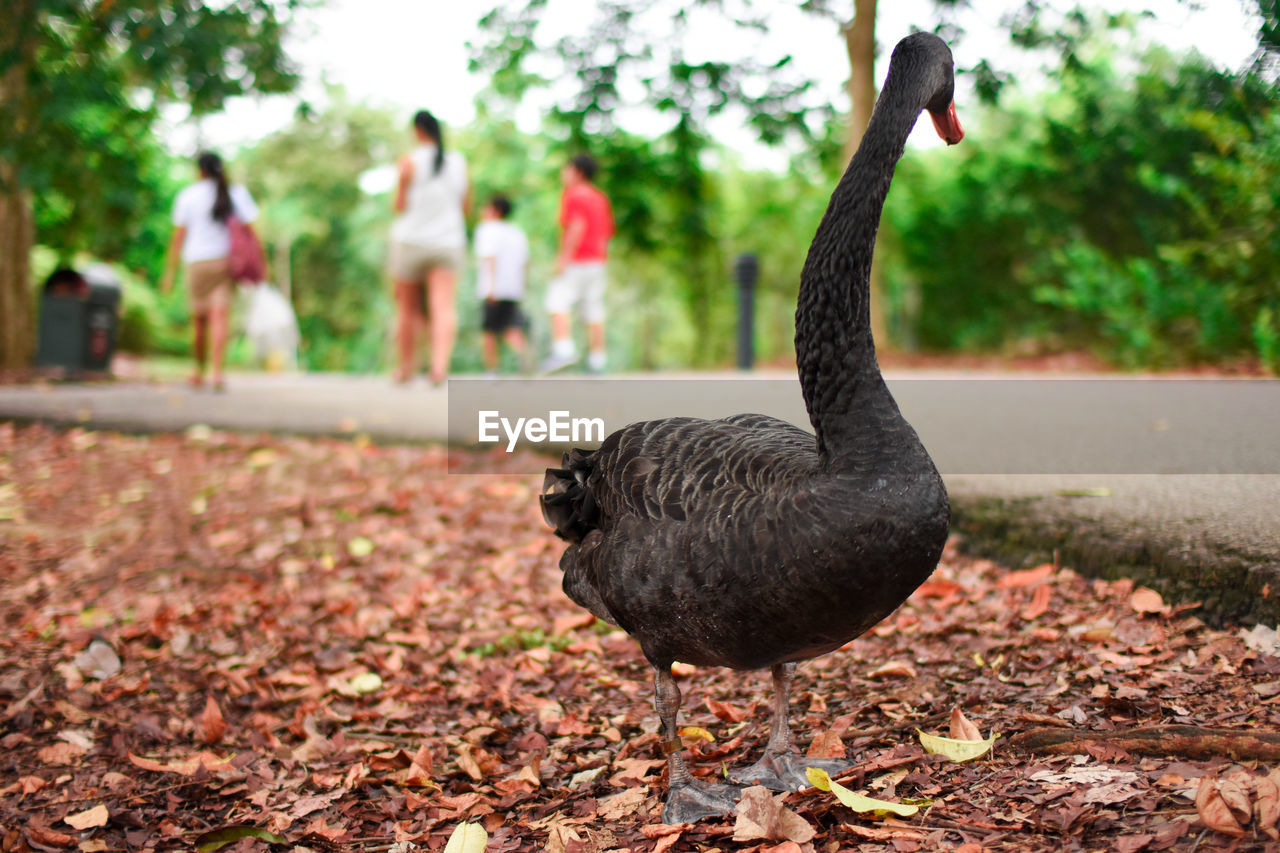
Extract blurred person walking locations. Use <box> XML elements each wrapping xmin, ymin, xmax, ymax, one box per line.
<box><xmin>474</xmin><ymin>193</ymin><xmax>531</xmax><ymax>375</ymax></box>
<box><xmin>389</xmin><ymin>110</ymin><xmax>469</xmax><ymax>385</ymax></box>
<box><xmin>162</xmin><ymin>151</ymin><xmax>260</xmax><ymax>391</ymax></box>
<box><xmin>542</xmin><ymin>153</ymin><xmax>614</xmax><ymax>373</ymax></box>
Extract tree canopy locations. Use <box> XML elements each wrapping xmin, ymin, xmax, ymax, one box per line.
<box><xmin>0</xmin><ymin>0</ymin><xmax>306</xmax><ymax>368</ymax></box>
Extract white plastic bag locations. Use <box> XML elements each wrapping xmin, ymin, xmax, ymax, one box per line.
<box><xmin>244</xmin><ymin>284</ymin><xmax>299</xmax><ymax>370</ymax></box>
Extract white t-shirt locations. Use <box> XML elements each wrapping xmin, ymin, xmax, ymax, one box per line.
<box><xmin>474</xmin><ymin>219</ymin><xmax>530</xmax><ymax>301</ymax></box>
<box><xmin>389</xmin><ymin>145</ymin><xmax>468</xmax><ymax>250</ymax></box>
<box><xmin>172</xmin><ymin>179</ymin><xmax>259</xmax><ymax>263</ymax></box>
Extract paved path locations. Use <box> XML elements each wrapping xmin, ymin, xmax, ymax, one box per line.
<box><xmin>3</xmin><ymin>370</ymin><xmax>1277</xmax><ymax>623</ymax></box>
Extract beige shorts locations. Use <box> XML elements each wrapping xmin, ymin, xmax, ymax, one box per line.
<box><xmin>389</xmin><ymin>242</ymin><xmax>464</xmax><ymax>282</ymax></box>
<box><xmin>545</xmin><ymin>262</ymin><xmax>607</xmax><ymax>323</ymax></box>
<box><xmin>186</xmin><ymin>257</ymin><xmax>233</xmax><ymax>315</ymax></box>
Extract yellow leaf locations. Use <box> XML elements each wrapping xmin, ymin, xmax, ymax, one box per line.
<box><xmin>443</xmin><ymin>822</ymin><xmax>488</xmax><ymax>853</ymax></box>
<box><xmin>248</xmin><ymin>449</ymin><xmax>278</xmax><ymax>469</ymax></box>
<box><xmin>349</xmin><ymin>672</ymin><xmax>383</xmax><ymax>694</ymax></box>
<box><xmin>805</xmin><ymin>767</ymin><xmax>919</xmax><ymax>817</ymax></box>
<box><xmin>678</xmin><ymin>726</ymin><xmax>715</xmax><ymax>743</ymax></box>
<box><xmin>917</xmin><ymin>728</ymin><xmax>999</xmax><ymax>762</ymax></box>
<box><xmin>348</xmin><ymin>537</ymin><xmax>374</xmax><ymax>557</ymax></box>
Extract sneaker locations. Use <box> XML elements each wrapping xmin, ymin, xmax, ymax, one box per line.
<box><xmin>539</xmin><ymin>352</ymin><xmax>579</xmax><ymax>374</ymax></box>
<box><xmin>586</xmin><ymin>351</ymin><xmax>607</xmax><ymax>373</ymax></box>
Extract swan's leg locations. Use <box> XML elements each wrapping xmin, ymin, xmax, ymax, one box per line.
<box><xmin>654</xmin><ymin>666</ymin><xmax>741</xmax><ymax>823</ymax></box>
<box><xmin>730</xmin><ymin>661</ymin><xmax>849</xmax><ymax>791</ymax></box>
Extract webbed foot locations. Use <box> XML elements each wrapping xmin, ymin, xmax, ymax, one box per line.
<box><xmin>661</xmin><ymin>778</ymin><xmax>742</xmax><ymax>824</ymax></box>
<box><xmin>730</xmin><ymin>752</ymin><xmax>850</xmax><ymax>792</ymax></box>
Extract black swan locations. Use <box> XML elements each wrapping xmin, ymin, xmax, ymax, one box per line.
<box><xmin>542</xmin><ymin>32</ymin><xmax>963</xmax><ymax>824</ymax></box>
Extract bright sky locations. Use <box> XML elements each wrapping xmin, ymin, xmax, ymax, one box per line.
<box><xmin>169</xmin><ymin>0</ymin><xmax>1259</xmax><ymax>168</ymax></box>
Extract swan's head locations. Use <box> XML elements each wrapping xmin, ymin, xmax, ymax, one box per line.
<box><xmin>891</xmin><ymin>32</ymin><xmax>964</xmax><ymax>146</ymax></box>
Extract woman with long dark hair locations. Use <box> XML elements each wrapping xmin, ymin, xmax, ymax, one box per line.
<box><xmin>162</xmin><ymin>151</ymin><xmax>260</xmax><ymax>390</ymax></box>
<box><xmin>388</xmin><ymin>110</ymin><xmax>469</xmax><ymax>385</ymax></box>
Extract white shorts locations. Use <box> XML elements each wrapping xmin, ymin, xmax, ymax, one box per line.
<box><xmin>545</xmin><ymin>262</ymin><xmax>606</xmax><ymax>323</ymax></box>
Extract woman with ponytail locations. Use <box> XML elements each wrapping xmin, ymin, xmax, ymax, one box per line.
<box><xmin>162</xmin><ymin>151</ymin><xmax>260</xmax><ymax>390</ymax></box>
<box><xmin>388</xmin><ymin>110</ymin><xmax>469</xmax><ymax>385</ymax></box>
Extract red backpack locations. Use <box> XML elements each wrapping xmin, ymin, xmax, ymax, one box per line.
<box><xmin>228</xmin><ymin>217</ymin><xmax>266</xmax><ymax>283</ymax></box>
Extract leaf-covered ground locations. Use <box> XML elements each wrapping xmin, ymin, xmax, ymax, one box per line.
<box><xmin>3</xmin><ymin>421</ymin><xmax>1280</xmax><ymax>852</ymax></box>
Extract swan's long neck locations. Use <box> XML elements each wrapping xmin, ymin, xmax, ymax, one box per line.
<box><xmin>795</xmin><ymin>75</ymin><xmax>925</xmax><ymax>465</ymax></box>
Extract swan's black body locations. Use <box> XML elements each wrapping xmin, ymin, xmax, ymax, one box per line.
<box><xmin>542</xmin><ymin>32</ymin><xmax>961</xmax><ymax>822</ymax></box>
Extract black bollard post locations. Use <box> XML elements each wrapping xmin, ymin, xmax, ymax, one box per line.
<box><xmin>735</xmin><ymin>253</ymin><xmax>758</xmax><ymax>371</ymax></box>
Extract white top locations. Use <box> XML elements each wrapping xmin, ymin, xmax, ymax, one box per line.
<box><xmin>172</xmin><ymin>179</ymin><xmax>259</xmax><ymax>263</ymax></box>
<box><xmin>474</xmin><ymin>220</ymin><xmax>530</xmax><ymax>300</ymax></box>
<box><xmin>390</xmin><ymin>145</ymin><xmax>468</xmax><ymax>250</ymax></box>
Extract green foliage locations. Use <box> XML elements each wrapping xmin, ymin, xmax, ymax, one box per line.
<box><xmin>885</xmin><ymin>29</ymin><xmax>1280</xmax><ymax>370</ymax></box>
<box><xmin>5</xmin><ymin>1</ymin><xmax>305</xmax><ymax>268</ymax></box>
<box><xmin>236</xmin><ymin>90</ymin><xmax>401</xmax><ymax>372</ymax></box>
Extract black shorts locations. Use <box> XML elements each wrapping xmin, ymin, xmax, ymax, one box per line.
<box><xmin>482</xmin><ymin>299</ymin><xmax>523</xmax><ymax>333</ymax></box>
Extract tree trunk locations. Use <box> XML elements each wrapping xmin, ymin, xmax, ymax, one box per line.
<box><xmin>0</xmin><ymin>176</ymin><xmax>35</xmax><ymax>370</ymax></box>
<box><xmin>843</xmin><ymin>0</ymin><xmax>889</xmax><ymax>348</ymax></box>
<box><xmin>0</xmin><ymin>45</ymin><xmax>35</xmax><ymax>370</ymax></box>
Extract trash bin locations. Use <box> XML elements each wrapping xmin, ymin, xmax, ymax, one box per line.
<box><xmin>34</xmin><ymin>265</ymin><xmax>121</xmax><ymax>373</ymax></box>
<box><xmin>82</xmin><ymin>264</ymin><xmax>121</xmax><ymax>372</ymax></box>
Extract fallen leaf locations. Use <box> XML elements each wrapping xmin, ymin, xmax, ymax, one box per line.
<box><xmin>63</xmin><ymin>805</ymin><xmax>108</xmax><ymax>830</ymax></box>
<box><xmin>72</xmin><ymin>640</ymin><xmax>121</xmax><ymax>680</ymax></box>
<box><xmin>917</xmin><ymin>727</ymin><xmax>999</xmax><ymax>763</ymax></box>
<box><xmin>1130</xmin><ymin>587</ymin><xmax>1167</xmax><ymax>615</ymax></box>
<box><xmin>127</xmin><ymin>751</ymin><xmax>233</xmax><ymax>776</ymax></box>
<box><xmin>678</xmin><ymin>726</ymin><xmax>715</xmax><ymax>744</ymax></box>
<box><xmin>442</xmin><ymin>822</ymin><xmax>488</xmax><ymax>853</ymax></box>
<box><xmin>347</xmin><ymin>536</ymin><xmax>374</xmax><ymax>557</ymax></box>
<box><xmin>996</xmin><ymin>564</ymin><xmax>1054</xmax><ymax>589</ymax></box>
<box><xmin>949</xmin><ymin>708</ymin><xmax>982</xmax><ymax>741</ymax></box>
<box><xmin>806</xmin><ymin>730</ymin><xmax>846</xmax><ymax>759</ymax></box>
<box><xmin>733</xmin><ymin>786</ymin><xmax>816</xmax><ymax>843</ymax></box>
<box><xmin>193</xmin><ymin>826</ymin><xmax>288</xmax><ymax>853</ymax></box>
<box><xmin>1260</xmin><ymin>770</ymin><xmax>1280</xmax><ymax>840</ymax></box>
<box><xmin>1196</xmin><ymin>775</ymin><xmax>1247</xmax><ymax>837</ymax></box>
<box><xmin>806</xmin><ymin>768</ymin><xmax>919</xmax><ymax>817</ymax></box>
<box><xmin>867</xmin><ymin>660</ymin><xmax>917</xmax><ymax>679</ymax></box>
<box><xmin>198</xmin><ymin>696</ymin><xmax>226</xmax><ymax>745</ymax></box>
<box><xmin>706</xmin><ymin>698</ymin><xmax>750</xmax><ymax>722</ymax></box>
<box><xmin>1021</xmin><ymin>584</ymin><xmax>1052</xmax><ymax>620</ymax></box>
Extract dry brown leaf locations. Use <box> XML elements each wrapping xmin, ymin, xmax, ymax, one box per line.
<box><xmin>949</xmin><ymin>707</ymin><xmax>982</xmax><ymax>742</ymax></box>
<box><xmin>455</xmin><ymin>743</ymin><xmax>484</xmax><ymax>781</ymax></box>
<box><xmin>996</xmin><ymin>564</ymin><xmax>1054</xmax><ymax>589</ymax></box>
<box><xmin>1020</xmin><ymin>584</ymin><xmax>1052</xmax><ymax>620</ymax></box>
<box><xmin>806</xmin><ymin>730</ymin><xmax>846</xmax><ymax>760</ymax></box>
<box><xmin>733</xmin><ymin>786</ymin><xmax>816</xmax><ymax>843</ymax></box>
<box><xmin>127</xmin><ymin>751</ymin><xmax>232</xmax><ymax>776</ymax></box>
<box><xmin>843</xmin><ymin>823</ymin><xmax>929</xmax><ymax>842</ymax></box>
<box><xmin>63</xmin><ymin>804</ymin><xmax>109</xmax><ymax>830</ymax></box>
<box><xmin>706</xmin><ymin>698</ymin><xmax>750</xmax><ymax>723</ymax></box>
<box><xmin>1130</xmin><ymin>587</ymin><xmax>1167</xmax><ymax>615</ymax></box>
<box><xmin>1219</xmin><ymin>772</ymin><xmax>1255</xmax><ymax>823</ymax></box>
<box><xmin>1196</xmin><ymin>775</ymin><xmax>1247</xmax><ymax>837</ymax></box>
<box><xmin>867</xmin><ymin>661</ymin><xmax>917</xmax><ymax>679</ymax></box>
<box><xmin>198</xmin><ymin>695</ymin><xmax>226</xmax><ymax>745</ymax></box>
<box><xmin>1255</xmin><ymin>774</ymin><xmax>1280</xmax><ymax>841</ymax></box>
<box><xmin>38</xmin><ymin>741</ymin><xmax>87</xmax><ymax>766</ymax></box>
<box><xmin>24</xmin><ymin>825</ymin><xmax>75</xmax><ymax>848</ymax></box>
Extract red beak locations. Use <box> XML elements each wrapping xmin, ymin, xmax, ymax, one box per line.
<box><xmin>930</xmin><ymin>100</ymin><xmax>964</xmax><ymax>145</ymax></box>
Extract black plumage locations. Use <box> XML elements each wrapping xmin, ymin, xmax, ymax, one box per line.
<box><xmin>542</xmin><ymin>32</ymin><xmax>964</xmax><ymax>823</ymax></box>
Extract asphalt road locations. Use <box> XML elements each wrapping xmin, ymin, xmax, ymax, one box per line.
<box><xmin>2</xmin><ymin>370</ymin><xmax>1276</xmax><ymax>623</ymax></box>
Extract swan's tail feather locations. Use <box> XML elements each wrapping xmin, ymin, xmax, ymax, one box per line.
<box><xmin>541</xmin><ymin>448</ymin><xmax>599</xmax><ymax>543</ymax></box>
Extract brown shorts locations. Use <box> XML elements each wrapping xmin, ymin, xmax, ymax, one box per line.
<box><xmin>186</xmin><ymin>257</ymin><xmax>233</xmax><ymax>315</ymax></box>
<box><xmin>389</xmin><ymin>242</ymin><xmax>464</xmax><ymax>282</ymax></box>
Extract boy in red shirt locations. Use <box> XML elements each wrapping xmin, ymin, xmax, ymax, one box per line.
<box><xmin>543</xmin><ymin>154</ymin><xmax>614</xmax><ymax>373</ymax></box>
